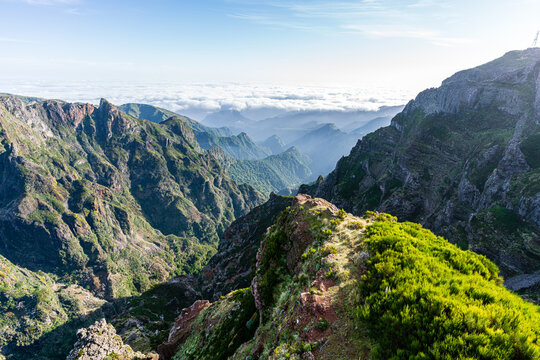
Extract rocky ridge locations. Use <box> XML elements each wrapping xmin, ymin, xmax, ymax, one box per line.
<box><xmin>158</xmin><ymin>194</ymin><xmax>540</xmax><ymax>359</ymax></box>
<box><xmin>310</xmin><ymin>49</ymin><xmax>540</xmax><ymax>298</ymax></box>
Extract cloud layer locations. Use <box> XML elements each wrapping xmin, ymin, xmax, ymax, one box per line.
<box><xmin>0</xmin><ymin>81</ymin><xmax>414</xmax><ymax>120</ymax></box>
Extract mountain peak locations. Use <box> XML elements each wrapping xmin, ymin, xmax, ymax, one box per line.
<box><xmin>399</xmin><ymin>48</ymin><xmax>540</xmax><ymax>119</ymax></box>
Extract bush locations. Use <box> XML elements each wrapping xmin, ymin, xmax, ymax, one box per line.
<box><xmin>357</xmin><ymin>218</ymin><xmax>540</xmax><ymax>359</ymax></box>
<box><xmin>521</xmin><ymin>133</ymin><xmax>540</xmax><ymax>168</ymax></box>
<box><xmin>316</xmin><ymin>318</ymin><xmax>330</xmax><ymax>331</ymax></box>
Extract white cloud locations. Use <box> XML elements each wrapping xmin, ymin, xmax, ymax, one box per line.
<box><xmin>0</xmin><ymin>81</ymin><xmax>414</xmax><ymax>120</ymax></box>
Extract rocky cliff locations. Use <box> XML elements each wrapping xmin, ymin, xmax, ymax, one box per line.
<box><xmin>0</xmin><ymin>95</ymin><xmax>263</xmax><ymax>298</ymax></box>
<box><xmin>311</xmin><ymin>49</ymin><xmax>540</xmax><ymax>298</ymax></box>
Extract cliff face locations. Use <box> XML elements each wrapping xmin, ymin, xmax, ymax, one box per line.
<box><xmin>313</xmin><ymin>49</ymin><xmax>540</xmax><ymax>288</ymax></box>
<box><xmin>0</xmin><ymin>95</ymin><xmax>263</xmax><ymax>301</ymax></box>
<box><xmin>197</xmin><ymin>193</ymin><xmax>293</xmax><ymax>300</ymax></box>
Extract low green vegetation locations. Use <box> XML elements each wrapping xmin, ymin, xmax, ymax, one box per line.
<box><xmin>357</xmin><ymin>217</ymin><xmax>540</xmax><ymax>359</ymax></box>
<box><xmin>0</xmin><ymin>254</ymin><xmax>106</xmax><ymax>357</ymax></box>
<box><xmin>170</xmin><ymin>198</ymin><xmax>540</xmax><ymax>360</ymax></box>
<box><xmin>521</xmin><ymin>133</ymin><xmax>540</xmax><ymax>168</ymax></box>
<box><xmin>171</xmin><ymin>288</ymin><xmax>257</xmax><ymax>360</ymax></box>
<box><xmin>222</xmin><ymin>147</ymin><xmax>312</xmax><ymax>195</ymax></box>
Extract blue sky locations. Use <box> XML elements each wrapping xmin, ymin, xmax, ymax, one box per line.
<box><xmin>1</xmin><ymin>0</ymin><xmax>540</xmax><ymax>92</ymax></box>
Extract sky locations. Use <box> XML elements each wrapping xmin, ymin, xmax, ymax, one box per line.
<box><xmin>1</xmin><ymin>0</ymin><xmax>539</xmax><ymax>115</ymax></box>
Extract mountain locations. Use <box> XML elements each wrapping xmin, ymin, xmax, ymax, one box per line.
<box><xmin>259</xmin><ymin>134</ymin><xmax>286</xmax><ymax>155</ymax></box>
<box><xmin>119</xmin><ymin>102</ymin><xmax>232</xmax><ymax>137</ymax></box>
<box><xmin>157</xmin><ymin>195</ymin><xmax>540</xmax><ymax>360</ymax></box>
<box><xmin>0</xmin><ymin>95</ymin><xmax>266</xmax><ymax>356</ymax></box>
<box><xmin>248</xmin><ymin>107</ymin><xmax>404</xmax><ymax>143</ymax></box>
<box><xmin>120</xmin><ymin>103</ymin><xmax>275</xmax><ymax>161</ymax></box>
<box><xmin>202</xmin><ymin>109</ymin><xmax>254</xmax><ymax>133</ymax></box>
<box><xmin>289</xmin><ymin>123</ymin><xmax>358</xmax><ymax>177</ymax></box>
<box><xmin>209</xmin><ymin>146</ymin><xmax>312</xmax><ymax>195</ymax></box>
<box><xmin>349</xmin><ymin>116</ymin><xmax>392</xmax><ymax>138</ymax></box>
<box><xmin>0</xmin><ymin>94</ymin><xmax>265</xmax><ymax>334</ymax></box>
<box><xmin>196</xmin><ymin>131</ymin><xmax>271</xmax><ymax>160</ymax></box>
<box><xmin>6</xmin><ymin>194</ymin><xmax>293</xmax><ymax>360</ymax></box>
<box><xmin>309</xmin><ymin>49</ymin><xmax>540</xmax><ymax>296</ymax></box>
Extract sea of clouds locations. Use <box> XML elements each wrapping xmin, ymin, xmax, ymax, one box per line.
<box><xmin>0</xmin><ymin>81</ymin><xmax>415</xmax><ymax>121</ymax></box>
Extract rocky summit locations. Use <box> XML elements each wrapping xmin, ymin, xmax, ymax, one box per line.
<box><xmin>310</xmin><ymin>49</ymin><xmax>540</xmax><ymax>300</ymax></box>
<box><xmin>66</xmin><ymin>319</ymin><xmax>152</xmax><ymax>360</ymax></box>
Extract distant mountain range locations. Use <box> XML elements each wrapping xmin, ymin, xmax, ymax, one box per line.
<box><xmin>196</xmin><ymin>105</ymin><xmax>403</xmax><ymax>180</ymax></box>
<box><xmin>121</xmin><ymin>102</ymin><xmax>402</xmax><ymax>189</ymax></box>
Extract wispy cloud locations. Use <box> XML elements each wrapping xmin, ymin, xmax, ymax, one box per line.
<box><xmin>6</xmin><ymin>0</ymin><xmax>81</xmax><ymax>5</ymax></box>
<box><xmin>228</xmin><ymin>0</ymin><xmax>469</xmax><ymax>47</ymax></box>
<box><xmin>228</xmin><ymin>13</ymin><xmax>326</xmax><ymax>31</ymax></box>
<box><xmin>344</xmin><ymin>25</ymin><xmax>473</xmax><ymax>47</ymax></box>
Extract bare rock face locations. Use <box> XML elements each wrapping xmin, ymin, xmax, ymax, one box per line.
<box><xmin>66</xmin><ymin>319</ymin><xmax>147</xmax><ymax>360</ymax></box>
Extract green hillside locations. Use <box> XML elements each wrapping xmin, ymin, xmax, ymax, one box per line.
<box><xmin>163</xmin><ymin>195</ymin><xmax>540</xmax><ymax>360</ymax></box>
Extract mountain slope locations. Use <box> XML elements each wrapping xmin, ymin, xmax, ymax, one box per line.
<box><xmin>0</xmin><ymin>254</ymin><xmax>106</xmax><ymax>357</ymax></box>
<box><xmin>349</xmin><ymin>116</ymin><xmax>392</xmax><ymax>138</ymax></box>
<box><xmin>259</xmin><ymin>134</ymin><xmax>286</xmax><ymax>155</ymax></box>
<box><xmin>311</xmin><ymin>49</ymin><xmax>540</xmax><ymax>292</ymax></box>
<box><xmin>161</xmin><ymin>195</ymin><xmax>540</xmax><ymax>360</ymax></box>
<box><xmin>119</xmin><ymin>103</ymin><xmax>232</xmax><ymax>137</ymax></box>
<box><xmin>0</xmin><ymin>95</ymin><xmax>263</xmax><ymax>301</ymax></box>
<box><xmin>209</xmin><ymin>146</ymin><xmax>312</xmax><ymax>195</ymax></box>
<box><xmin>197</xmin><ymin>131</ymin><xmax>271</xmax><ymax>160</ymax></box>
<box><xmin>290</xmin><ymin>123</ymin><xmax>358</xmax><ymax>177</ymax></box>
<box><xmin>120</xmin><ymin>103</ymin><xmax>275</xmax><ymax>161</ymax></box>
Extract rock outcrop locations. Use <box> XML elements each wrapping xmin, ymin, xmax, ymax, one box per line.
<box><xmin>66</xmin><ymin>319</ymin><xmax>149</xmax><ymax>360</ymax></box>
<box><xmin>157</xmin><ymin>300</ymin><xmax>211</xmax><ymax>360</ymax></box>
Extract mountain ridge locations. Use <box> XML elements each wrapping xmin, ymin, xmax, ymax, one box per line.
<box><xmin>307</xmin><ymin>48</ymin><xmax>540</xmax><ymax>298</ymax></box>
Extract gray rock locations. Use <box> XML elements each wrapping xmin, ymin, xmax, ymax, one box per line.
<box><xmin>66</xmin><ymin>319</ymin><xmax>147</xmax><ymax>360</ymax></box>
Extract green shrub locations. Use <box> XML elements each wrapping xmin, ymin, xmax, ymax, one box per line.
<box><xmin>521</xmin><ymin>133</ymin><xmax>540</xmax><ymax>168</ymax></box>
<box><xmin>357</xmin><ymin>218</ymin><xmax>540</xmax><ymax>359</ymax></box>
<box><xmin>316</xmin><ymin>318</ymin><xmax>330</xmax><ymax>332</ymax></box>
<box><xmin>488</xmin><ymin>206</ymin><xmax>524</xmax><ymax>233</ymax></box>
